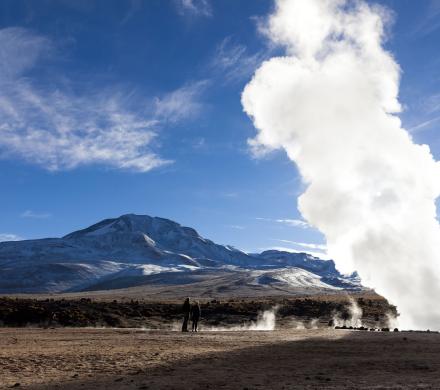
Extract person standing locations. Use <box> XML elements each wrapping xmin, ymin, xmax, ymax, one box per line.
<box><xmin>182</xmin><ymin>297</ymin><xmax>190</xmax><ymax>332</ymax></box>
<box><xmin>191</xmin><ymin>301</ymin><xmax>201</xmax><ymax>332</ymax></box>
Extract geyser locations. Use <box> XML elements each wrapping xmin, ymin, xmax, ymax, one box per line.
<box><xmin>242</xmin><ymin>0</ymin><xmax>440</xmax><ymax>330</ymax></box>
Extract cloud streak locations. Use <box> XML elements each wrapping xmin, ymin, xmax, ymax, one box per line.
<box><xmin>409</xmin><ymin>115</ymin><xmax>440</xmax><ymax>133</ymax></box>
<box><xmin>274</xmin><ymin>239</ymin><xmax>327</xmax><ymax>251</ymax></box>
<box><xmin>256</xmin><ymin>217</ymin><xmax>310</xmax><ymax>229</ymax></box>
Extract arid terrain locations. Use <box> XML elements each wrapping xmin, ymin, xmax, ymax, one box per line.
<box><xmin>1</xmin><ymin>327</ymin><xmax>440</xmax><ymax>390</ymax></box>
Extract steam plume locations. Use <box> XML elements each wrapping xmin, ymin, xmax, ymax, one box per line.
<box><xmin>170</xmin><ymin>307</ymin><xmax>278</xmax><ymax>331</ymax></box>
<box><xmin>292</xmin><ymin>318</ymin><xmax>319</xmax><ymax>329</ymax></box>
<box><xmin>242</xmin><ymin>0</ymin><xmax>440</xmax><ymax>330</ymax></box>
<box><xmin>208</xmin><ymin>307</ymin><xmax>277</xmax><ymax>331</ymax></box>
<box><xmin>333</xmin><ymin>297</ymin><xmax>363</xmax><ymax>328</ymax></box>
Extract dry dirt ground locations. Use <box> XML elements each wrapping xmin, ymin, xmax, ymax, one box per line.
<box><xmin>1</xmin><ymin>328</ymin><xmax>440</xmax><ymax>390</ymax></box>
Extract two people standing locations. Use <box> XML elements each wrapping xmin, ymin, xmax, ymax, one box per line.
<box><xmin>181</xmin><ymin>297</ymin><xmax>201</xmax><ymax>332</ymax></box>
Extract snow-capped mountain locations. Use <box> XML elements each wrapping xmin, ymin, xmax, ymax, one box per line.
<box><xmin>0</xmin><ymin>214</ymin><xmax>361</xmax><ymax>293</ymax></box>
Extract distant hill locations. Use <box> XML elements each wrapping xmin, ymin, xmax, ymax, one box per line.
<box><xmin>0</xmin><ymin>214</ymin><xmax>361</xmax><ymax>294</ymax></box>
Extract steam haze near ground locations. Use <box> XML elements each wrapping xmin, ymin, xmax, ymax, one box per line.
<box><xmin>242</xmin><ymin>0</ymin><xmax>440</xmax><ymax>330</ymax></box>
<box><xmin>204</xmin><ymin>307</ymin><xmax>278</xmax><ymax>331</ymax></box>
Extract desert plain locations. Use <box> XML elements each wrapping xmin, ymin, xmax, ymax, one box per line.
<box><xmin>1</xmin><ymin>320</ymin><xmax>440</xmax><ymax>389</ymax></box>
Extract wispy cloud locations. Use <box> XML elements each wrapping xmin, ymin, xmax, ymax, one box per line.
<box><xmin>221</xmin><ymin>192</ymin><xmax>239</xmax><ymax>199</ymax></box>
<box><xmin>0</xmin><ymin>233</ymin><xmax>23</xmax><ymax>242</ymax></box>
<box><xmin>0</xmin><ymin>27</ymin><xmax>51</xmax><ymax>78</ymax></box>
<box><xmin>20</xmin><ymin>210</ymin><xmax>51</xmax><ymax>219</ymax></box>
<box><xmin>261</xmin><ymin>246</ymin><xmax>331</xmax><ymax>260</ymax></box>
<box><xmin>211</xmin><ymin>37</ymin><xmax>268</xmax><ymax>83</ymax></box>
<box><xmin>256</xmin><ymin>217</ymin><xmax>310</xmax><ymax>229</ymax></box>
<box><xmin>276</xmin><ymin>219</ymin><xmax>310</xmax><ymax>228</ymax></box>
<box><xmin>226</xmin><ymin>224</ymin><xmax>245</xmax><ymax>230</ymax></box>
<box><xmin>119</xmin><ymin>0</ymin><xmax>142</xmax><ymax>26</ymax></box>
<box><xmin>411</xmin><ymin>0</ymin><xmax>440</xmax><ymax>37</ymax></box>
<box><xmin>191</xmin><ymin>137</ymin><xmax>206</xmax><ymax>150</ymax></box>
<box><xmin>154</xmin><ymin>81</ymin><xmax>208</xmax><ymax>123</ymax></box>
<box><xmin>175</xmin><ymin>0</ymin><xmax>212</xmax><ymax>17</ymax></box>
<box><xmin>0</xmin><ymin>27</ymin><xmax>170</xmax><ymax>173</ymax></box>
<box><xmin>274</xmin><ymin>239</ymin><xmax>327</xmax><ymax>251</ymax></box>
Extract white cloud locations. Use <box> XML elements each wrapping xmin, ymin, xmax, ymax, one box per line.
<box><xmin>0</xmin><ymin>27</ymin><xmax>170</xmax><ymax>172</ymax></box>
<box><xmin>242</xmin><ymin>0</ymin><xmax>440</xmax><ymax>330</ymax></box>
<box><xmin>20</xmin><ymin>210</ymin><xmax>51</xmax><ymax>219</ymax></box>
<box><xmin>0</xmin><ymin>233</ymin><xmax>23</xmax><ymax>242</ymax></box>
<box><xmin>176</xmin><ymin>0</ymin><xmax>212</xmax><ymax>17</ymax></box>
<box><xmin>256</xmin><ymin>217</ymin><xmax>310</xmax><ymax>229</ymax></box>
<box><xmin>154</xmin><ymin>81</ymin><xmax>207</xmax><ymax>123</ymax></box>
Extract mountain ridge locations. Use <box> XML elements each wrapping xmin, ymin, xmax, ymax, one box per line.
<box><xmin>0</xmin><ymin>213</ymin><xmax>361</xmax><ymax>294</ymax></box>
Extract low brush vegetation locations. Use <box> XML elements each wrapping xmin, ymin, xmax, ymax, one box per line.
<box><xmin>0</xmin><ymin>293</ymin><xmax>396</xmax><ymax>329</ymax></box>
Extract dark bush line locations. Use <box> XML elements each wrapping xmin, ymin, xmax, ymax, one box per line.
<box><xmin>0</xmin><ymin>297</ymin><xmax>395</xmax><ymax>328</ymax></box>
<box><xmin>0</xmin><ymin>298</ymin><xmax>180</xmax><ymax>327</ymax></box>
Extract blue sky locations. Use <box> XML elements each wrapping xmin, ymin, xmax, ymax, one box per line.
<box><xmin>0</xmin><ymin>0</ymin><xmax>439</xmax><ymax>256</ymax></box>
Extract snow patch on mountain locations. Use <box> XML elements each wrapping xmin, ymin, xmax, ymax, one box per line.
<box><xmin>0</xmin><ymin>214</ymin><xmax>362</xmax><ymax>293</ymax></box>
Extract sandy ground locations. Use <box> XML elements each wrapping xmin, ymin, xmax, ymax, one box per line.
<box><xmin>1</xmin><ymin>327</ymin><xmax>440</xmax><ymax>390</ymax></box>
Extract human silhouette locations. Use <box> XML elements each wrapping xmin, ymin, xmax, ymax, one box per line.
<box><xmin>182</xmin><ymin>297</ymin><xmax>190</xmax><ymax>332</ymax></box>
<box><xmin>191</xmin><ymin>301</ymin><xmax>201</xmax><ymax>332</ymax></box>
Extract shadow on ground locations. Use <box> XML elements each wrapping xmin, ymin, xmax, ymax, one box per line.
<box><xmin>23</xmin><ymin>330</ymin><xmax>440</xmax><ymax>390</ymax></box>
